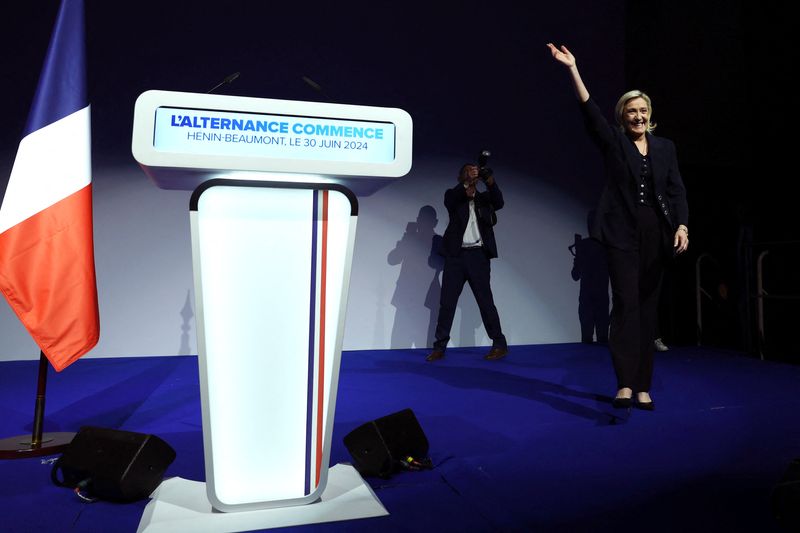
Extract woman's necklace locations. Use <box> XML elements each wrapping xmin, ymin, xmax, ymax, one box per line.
<box><xmin>635</xmin><ymin>138</ymin><xmax>648</xmax><ymax>156</ymax></box>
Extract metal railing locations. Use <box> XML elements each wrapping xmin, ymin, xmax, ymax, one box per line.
<box><xmin>695</xmin><ymin>252</ymin><xmax>720</xmax><ymax>347</ymax></box>
<box><xmin>755</xmin><ymin>246</ymin><xmax>800</xmax><ymax>360</ymax></box>
<box><xmin>696</xmin><ymin>242</ymin><xmax>800</xmax><ymax>360</ymax></box>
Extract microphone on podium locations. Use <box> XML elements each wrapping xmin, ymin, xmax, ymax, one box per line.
<box><xmin>301</xmin><ymin>75</ymin><xmax>322</xmax><ymax>93</ymax></box>
<box><xmin>302</xmin><ymin>75</ymin><xmax>336</xmax><ymax>102</ymax></box>
<box><xmin>207</xmin><ymin>72</ymin><xmax>240</xmax><ymax>94</ymax></box>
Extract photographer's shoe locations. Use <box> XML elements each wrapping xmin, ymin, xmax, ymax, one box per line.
<box><xmin>484</xmin><ymin>347</ymin><xmax>508</xmax><ymax>360</ymax></box>
<box><xmin>654</xmin><ymin>338</ymin><xmax>669</xmax><ymax>352</ymax></box>
<box><xmin>426</xmin><ymin>349</ymin><xmax>445</xmax><ymax>362</ymax></box>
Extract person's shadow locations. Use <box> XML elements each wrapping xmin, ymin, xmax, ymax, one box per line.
<box><xmin>388</xmin><ymin>206</ymin><xmax>443</xmax><ymax>349</ymax></box>
<box><xmin>570</xmin><ymin>211</ymin><xmax>609</xmax><ymax>344</ymax></box>
<box><xmin>178</xmin><ymin>289</ymin><xmax>194</xmax><ymax>356</ymax></box>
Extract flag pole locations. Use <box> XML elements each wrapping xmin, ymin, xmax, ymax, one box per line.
<box><xmin>0</xmin><ymin>352</ymin><xmax>75</xmax><ymax>459</ymax></box>
<box><xmin>0</xmin><ymin>0</ymin><xmax>95</xmax><ymax>459</ymax></box>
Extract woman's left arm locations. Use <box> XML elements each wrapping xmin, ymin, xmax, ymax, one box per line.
<box><xmin>666</xmin><ymin>141</ymin><xmax>689</xmax><ymax>253</ymax></box>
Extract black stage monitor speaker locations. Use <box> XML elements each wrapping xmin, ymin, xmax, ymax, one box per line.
<box><xmin>772</xmin><ymin>457</ymin><xmax>800</xmax><ymax>531</ymax></box>
<box><xmin>343</xmin><ymin>408</ymin><xmax>429</xmax><ymax>479</ymax></box>
<box><xmin>51</xmin><ymin>426</ymin><xmax>176</xmax><ymax>502</ymax></box>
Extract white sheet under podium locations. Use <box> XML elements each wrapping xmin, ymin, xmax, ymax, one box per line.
<box><xmin>136</xmin><ymin>464</ymin><xmax>388</xmax><ymax>533</ymax></box>
<box><xmin>131</xmin><ymin>90</ymin><xmax>412</xmax><ymax>522</ymax></box>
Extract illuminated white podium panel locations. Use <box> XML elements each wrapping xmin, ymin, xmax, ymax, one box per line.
<box><xmin>191</xmin><ymin>180</ymin><xmax>356</xmax><ymax>511</ymax></box>
<box><xmin>131</xmin><ymin>91</ymin><xmax>412</xmax><ymax>516</ymax></box>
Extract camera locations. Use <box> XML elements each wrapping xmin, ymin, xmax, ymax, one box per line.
<box><xmin>477</xmin><ymin>150</ymin><xmax>492</xmax><ymax>181</ymax></box>
<box><xmin>568</xmin><ymin>233</ymin><xmax>582</xmax><ymax>256</ymax></box>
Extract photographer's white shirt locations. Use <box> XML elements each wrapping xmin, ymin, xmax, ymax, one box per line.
<box><xmin>462</xmin><ymin>198</ymin><xmax>483</xmax><ymax>248</ymax></box>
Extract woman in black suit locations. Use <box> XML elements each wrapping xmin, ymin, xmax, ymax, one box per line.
<box><xmin>547</xmin><ymin>43</ymin><xmax>689</xmax><ymax>410</ymax></box>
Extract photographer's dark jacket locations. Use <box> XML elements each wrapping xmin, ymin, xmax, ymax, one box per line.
<box><xmin>440</xmin><ymin>181</ymin><xmax>504</xmax><ymax>258</ymax></box>
<box><xmin>581</xmin><ymin>98</ymin><xmax>688</xmax><ymax>254</ymax></box>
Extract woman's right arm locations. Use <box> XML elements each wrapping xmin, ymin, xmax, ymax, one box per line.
<box><xmin>547</xmin><ymin>43</ymin><xmax>590</xmax><ymax>103</ymax></box>
<box><xmin>547</xmin><ymin>43</ymin><xmax>614</xmax><ymax>147</ymax></box>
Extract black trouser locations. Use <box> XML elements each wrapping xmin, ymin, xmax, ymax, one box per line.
<box><xmin>605</xmin><ymin>205</ymin><xmax>664</xmax><ymax>391</ymax></box>
<box><xmin>433</xmin><ymin>248</ymin><xmax>507</xmax><ymax>351</ymax></box>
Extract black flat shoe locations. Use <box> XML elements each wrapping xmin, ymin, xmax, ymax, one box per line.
<box><xmin>612</xmin><ymin>397</ymin><xmax>632</xmax><ymax>409</ymax></box>
<box><xmin>634</xmin><ymin>400</ymin><xmax>655</xmax><ymax>411</ymax></box>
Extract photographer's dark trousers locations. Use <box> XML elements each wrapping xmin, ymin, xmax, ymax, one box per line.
<box><xmin>606</xmin><ymin>205</ymin><xmax>664</xmax><ymax>392</ymax></box>
<box><xmin>433</xmin><ymin>247</ymin><xmax>507</xmax><ymax>351</ymax></box>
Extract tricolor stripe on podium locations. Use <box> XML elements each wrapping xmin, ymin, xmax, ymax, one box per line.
<box><xmin>0</xmin><ymin>0</ymin><xmax>99</xmax><ymax>371</ymax></box>
<box><xmin>306</xmin><ymin>190</ymin><xmax>327</xmax><ymax>493</ymax></box>
<box><xmin>306</xmin><ymin>188</ymin><xmax>359</xmax><ymax>495</ymax></box>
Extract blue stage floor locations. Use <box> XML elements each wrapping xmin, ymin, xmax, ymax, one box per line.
<box><xmin>1</xmin><ymin>344</ymin><xmax>799</xmax><ymax>532</ymax></box>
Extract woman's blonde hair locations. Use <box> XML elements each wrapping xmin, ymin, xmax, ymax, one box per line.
<box><xmin>614</xmin><ymin>90</ymin><xmax>657</xmax><ymax>134</ymax></box>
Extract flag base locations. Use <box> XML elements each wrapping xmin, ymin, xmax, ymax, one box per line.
<box><xmin>0</xmin><ymin>432</ymin><xmax>75</xmax><ymax>459</ymax></box>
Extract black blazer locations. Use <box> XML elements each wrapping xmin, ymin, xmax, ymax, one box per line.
<box><xmin>581</xmin><ymin>98</ymin><xmax>689</xmax><ymax>253</ymax></box>
<box><xmin>439</xmin><ymin>181</ymin><xmax>505</xmax><ymax>258</ymax></box>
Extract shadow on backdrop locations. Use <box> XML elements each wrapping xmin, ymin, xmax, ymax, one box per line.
<box><xmin>388</xmin><ymin>205</ymin><xmax>443</xmax><ymax>349</ymax></box>
<box><xmin>570</xmin><ymin>210</ymin><xmax>609</xmax><ymax>344</ymax></box>
<box><xmin>178</xmin><ymin>289</ymin><xmax>194</xmax><ymax>356</ymax></box>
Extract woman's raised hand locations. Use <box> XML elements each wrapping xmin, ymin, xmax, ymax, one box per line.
<box><xmin>547</xmin><ymin>43</ymin><xmax>575</xmax><ymax>68</ymax></box>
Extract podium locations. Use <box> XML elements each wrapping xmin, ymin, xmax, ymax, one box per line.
<box><xmin>131</xmin><ymin>90</ymin><xmax>412</xmax><ymax>524</ymax></box>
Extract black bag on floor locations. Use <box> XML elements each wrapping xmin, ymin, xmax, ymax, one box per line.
<box><xmin>772</xmin><ymin>457</ymin><xmax>800</xmax><ymax>531</ymax></box>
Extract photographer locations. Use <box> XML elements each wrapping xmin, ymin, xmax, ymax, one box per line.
<box><xmin>426</xmin><ymin>158</ymin><xmax>508</xmax><ymax>362</ymax></box>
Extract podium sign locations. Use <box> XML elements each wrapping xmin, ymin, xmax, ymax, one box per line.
<box><xmin>132</xmin><ymin>90</ymin><xmax>412</xmax><ymax>194</ymax></box>
<box><xmin>153</xmin><ymin>107</ymin><xmax>396</xmax><ymax>164</ymax></box>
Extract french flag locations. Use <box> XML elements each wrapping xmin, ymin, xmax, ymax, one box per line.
<box><xmin>0</xmin><ymin>0</ymin><xmax>99</xmax><ymax>371</ymax></box>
